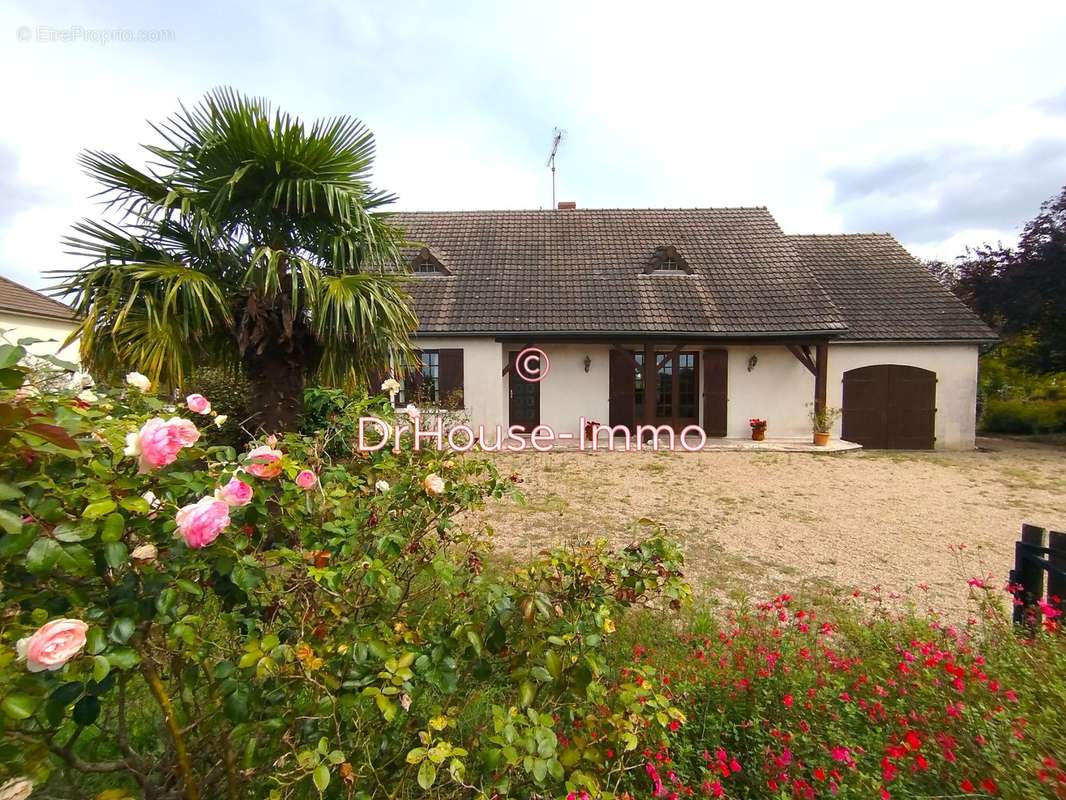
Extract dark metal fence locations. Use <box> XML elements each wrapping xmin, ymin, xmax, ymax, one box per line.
<box><xmin>1009</xmin><ymin>523</ymin><xmax>1066</xmax><ymax>626</ymax></box>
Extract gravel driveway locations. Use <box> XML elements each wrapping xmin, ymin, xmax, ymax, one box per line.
<box><xmin>473</xmin><ymin>438</ymin><xmax>1066</xmax><ymax>617</ymax></box>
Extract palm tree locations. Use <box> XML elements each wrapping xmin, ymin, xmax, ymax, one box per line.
<box><xmin>52</xmin><ymin>88</ymin><xmax>418</xmax><ymax>432</ymax></box>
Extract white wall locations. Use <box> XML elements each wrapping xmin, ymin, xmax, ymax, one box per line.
<box><xmin>827</xmin><ymin>343</ymin><xmax>979</xmax><ymax>449</ymax></box>
<box><xmin>0</xmin><ymin>312</ymin><xmax>80</xmax><ymax>364</ymax></box>
<box><xmin>413</xmin><ymin>338</ymin><xmax>981</xmax><ymax>450</ymax></box>
<box><xmin>724</xmin><ymin>345</ymin><xmax>814</xmax><ymax>438</ymax></box>
<box><xmin>413</xmin><ymin>336</ymin><xmax>504</xmax><ymax>431</ymax></box>
<box><xmin>535</xmin><ymin>343</ymin><xmax>611</xmax><ymax>435</ymax></box>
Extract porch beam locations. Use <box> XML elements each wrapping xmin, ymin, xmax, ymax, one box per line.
<box><xmin>656</xmin><ymin>345</ymin><xmax>681</xmax><ymax>370</ymax></box>
<box><xmin>787</xmin><ymin>344</ymin><xmax>817</xmax><ymax>375</ymax></box>
<box><xmin>610</xmin><ymin>343</ymin><xmax>639</xmax><ymax>371</ymax></box>
<box><xmin>814</xmin><ymin>343</ymin><xmax>828</xmax><ymax>414</ymax></box>
<box><xmin>643</xmin><ymin>342</ymin><xmax>657</xmax><ymax>429</ymax></box>
<box><xmin>500</xmin><ymin>342</ymin><xmax>535</xmax><ymax>376</ymax></box>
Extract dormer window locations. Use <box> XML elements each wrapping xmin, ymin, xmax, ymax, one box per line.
<box><xmin>410</xmin><ymin>247</ymin><xmax>451</xmax><ymax>276</ymax></box>
<box><xmin>644</xmin><ymin>245</ymin><xmax>692</xmax><ymax>275</ymax></box>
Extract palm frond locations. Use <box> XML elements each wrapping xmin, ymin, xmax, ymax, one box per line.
<box><xmin>54</xmin><ymin>88</ymin><xmax>417</xmax><ymax>401</ymax></box>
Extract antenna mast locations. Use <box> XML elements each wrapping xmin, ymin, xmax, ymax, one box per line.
<box><xmin>546</xmin><ymin>127</ymin><xmax>565</xmax><ymax>208</ymax></box>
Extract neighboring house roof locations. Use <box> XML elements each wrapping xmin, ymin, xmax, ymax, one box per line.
<box><xmin>788</xmin><ymin>234</ymin><xmax>996</xmax><ymax>342</ymax></box>
<box><xmin>0</xmin><ymin>274</ymin><xmax>78</xmax><ymax>323</ymax></box>
<box><xmin>392</xmin><ymin>208</ymin><xmax>847</xmax><ymax>338</ymax></box>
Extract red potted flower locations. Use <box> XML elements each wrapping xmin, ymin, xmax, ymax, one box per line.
<box><xmin>749</xmin><ymin>418</ymin><xmax>767</xmax><ymax>441</ymax></box>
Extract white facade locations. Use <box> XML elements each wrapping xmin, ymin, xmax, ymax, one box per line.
<box><xmin>0</xmin><ymin>311</ymin><xmax>80</xmax><ymax>364</ymax></box>
<box><xmin>411</xmin><ymin>337</ymin><xmax>981</xmax><ymax>450</ymax></box>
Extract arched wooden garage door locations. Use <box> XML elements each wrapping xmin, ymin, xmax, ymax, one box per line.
<box><xmin>842</xmin><ymin>365</ymin><xmax>937</xmax><ymax>449</ymax></box>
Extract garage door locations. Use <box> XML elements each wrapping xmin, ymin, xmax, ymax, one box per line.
<box><xmin>842</xmin><ymin>365</ymin><xmax>937</xmax><ymax>449</ymax></box>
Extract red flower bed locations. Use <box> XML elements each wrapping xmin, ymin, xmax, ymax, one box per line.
<box><xmin>613</xmin><ymin>586</ymin><xmax>1066</xmax><ymax>799</ymax></box>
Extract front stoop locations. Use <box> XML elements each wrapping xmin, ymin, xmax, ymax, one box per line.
<box><xmin>573</xmin><ymin>435</ymin><xmax>862</xmax><ymax>453</ymax></box>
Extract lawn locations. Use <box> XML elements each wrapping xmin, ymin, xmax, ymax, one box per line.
<box><xmin>474</xmin><ymin>437</ymin><xmax>1066</xmax><ymax>616</ymax></box>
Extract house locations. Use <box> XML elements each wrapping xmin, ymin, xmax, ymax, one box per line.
<box><xmin>0</xmin><ymin>274</ymin><xmax>80</xmax><ymax>364</ymax></box>
<box><xmin>390</xmin><ymin>207</ymin><xmax>994</xmax><ymax>450</ymax></box>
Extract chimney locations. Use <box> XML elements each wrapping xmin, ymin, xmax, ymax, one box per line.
<box><xmin>557</xmin><ymin>201</ymin><xmax>576</xmax><ymax>210</ymax></box>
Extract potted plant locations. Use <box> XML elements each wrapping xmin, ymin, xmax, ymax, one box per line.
<box><xmin>749</xmin><ymin>418</ymin><xmax>767</xmax><ymax>441</ymax></box>
<box><xmin>809</xmin><ymin>404</ymin><xmax>842</xmax><ymax>446</ymax></box>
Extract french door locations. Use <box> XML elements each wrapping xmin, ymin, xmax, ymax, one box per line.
<box><xmin>609</xmin><ymin>349</ymin><xmax>699</xmax><ymax>433</ymax></box>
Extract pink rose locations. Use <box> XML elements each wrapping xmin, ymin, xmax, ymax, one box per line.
<box><xmin>245</xmin><ymin>444</ymin><xmax>283</xmax><ymax>479</ymax></box>
<box><xmin>423</xmin><ymin>473</ymin><xmax>445</xmax><ymax>495</ymax></box>
<box><xmin>16</xmin><ymin>618</ymin><xmax>88</xmax><ymax>672</ymax></box>
<box><xmin>124</xmin><ymin>417</ymin><xmax>200</xmax><ymax>473</ymax></box>
<box><xmin>186</xmin><ymin>393</ymin><xmax>212</xmax><ymax>415</ymax></box>
<box><xmin>175</xmin><ymin>495</ymin><xmax>230</xmax><ymax>549</ymax></box>
<box><xmin>216</xmin><ymin>477</ymin><xmax>253</xmax><ymax>507</ymax></box>
<box><xmin>295</xmin><ymin>470</ymin><xmax>317</xmax><ymax>490</ymax></box>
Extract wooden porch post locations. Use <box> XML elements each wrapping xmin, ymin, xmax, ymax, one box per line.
<box><xmin>643</xmin><ymin>342</ymin><xmax>657</xmax><ymax>429</ymax></box>
<box><xmin>814</xmin><ymin>342</ymin><xmax>828</xmax><ymax>415</ymax></box>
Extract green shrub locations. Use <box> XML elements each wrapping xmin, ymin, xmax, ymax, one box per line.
<box><xmin>181</xmin><ymin>367</ymin><xmax>253</xmax><ymax>448</ymax></box>
<box><xmin>981</xmin><ymin>397</ymin><xmax>1066</xmax><ymax>434</ymax></box>
<box><xmin>0</xmin><ymin>349</ymin><xmax>689</xmax><ymax>799</ymax></box>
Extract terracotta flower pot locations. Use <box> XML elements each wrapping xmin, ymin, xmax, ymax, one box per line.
<box><xmin>751</xmin><ymin>429</ymin><xmax>766</xmax><ymax>441</ymax></box>
<box><xmin>813</xmin><ymin>431</ymin><xmax>830</xmax><ymax>446</ymax></box>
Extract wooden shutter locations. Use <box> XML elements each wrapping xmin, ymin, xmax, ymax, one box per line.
<box><xmin>367</xmin><ymin>363</ymin><xmax>388</xmax><ymax>398</ymax></box>
<box><xmin>437</xmin><ymin>349</ymin><xmax>464</xmax><ymax>409</ymax></box>
<box><xmin>399</xmin><ymin>351</ymin><xmax>423</xmax><ymax>405</ymax></box>
<box><xmin>608</xmin><ymin>349</ymin><xmax>636</xmax><ymax>428</ymax></box>
<box><xmin>702</xmin><ymin>349</ymin><xmax>728</xmax><ymax>437</ymax></box>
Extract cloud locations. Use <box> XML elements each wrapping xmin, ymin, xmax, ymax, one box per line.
<box><xmin>0</xmin><ymin>143</ymin><xmax>47</xmax><ymax>228</ymax></box>
<box><xmin>828</xmin><ymin>139</ymin><xmax>1066</xmax><ymax>244</ymax></box>
<box><xmin>2</xmin><ymin>0</ymin><xmax>1066</xmax><ymax>284</ymax></box>
<box><xmin>1036</xmin><ymin>87</ymin><xmax>1066</xmax><ymax>116</ymax></box>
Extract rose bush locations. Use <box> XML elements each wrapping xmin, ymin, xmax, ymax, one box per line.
<box><xmin>5</xmin><ymin>340</ymin><xmax>1058</xmax><ymax>799</ymax></box>
<box><xmin>0</xmin><ymin>347</ymin><xmax>689</xmax><ymax>799</ymax></box>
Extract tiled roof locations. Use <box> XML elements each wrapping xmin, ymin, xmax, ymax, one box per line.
<box><xmin>0</xmin><ymin>274</ymin><xmax>78</xmax><ymax>322</ymax></box>
<box><xmin>391</xmin><ymin>208</ymin><xmax>847</xmax><ymax>338</ymax></box>
<box><xmin>788</xmin><ymin>234</ymin><xmax>995</xmax><ymax>341</ymax></box>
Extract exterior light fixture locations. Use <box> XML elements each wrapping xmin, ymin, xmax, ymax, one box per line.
<box><xmin>747</xmin><ymin>354</ymin><xmax>758</xmax><ymax>372</ymax></box>
<box><xmin>583</xmin><ymin>354</ymin><xmax>591</xmax><ymax>373</ymax></box>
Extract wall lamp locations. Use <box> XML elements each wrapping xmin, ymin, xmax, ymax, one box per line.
<box><xmin>747</xmin><ymin>354</ymin><xmax>758</xmax><ymax>372</ymax></box>
<box><xmin>583</xmin><ymin>354</ymin><xmax>592</xmax><ymax>373</ymax></box>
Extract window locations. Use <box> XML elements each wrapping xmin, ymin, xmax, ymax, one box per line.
<box><xmin>397</xmin><ymin>351</ymin><xmax>439</xmax><ymax>404</ymax></box>
<box><xmin>420</xmin><ymin>351</ymin><xmax>439</xmax><ymax>402</ymax></box>
<box><xmin>677</xmin><ymin>353</ymin><xmax>696</xmax><ymax>418</ymax></box>
<box><xmin>644</xmin><ymin>245</ymin><xmax>692</xmax><ymax>275</ymax></box>
<box><xmin>634</xmin><ymin>352</ymin><xmax>645</xmax><ymax>415</ymax></box>
<box><xmin>397</xmin><ymin>349</ymin><xmax>464</xmax><ymax>408</ymax></box>
<box><xmin>656</xmin><ymin>356</ymin><xmax>673</xmax><ymax>417</ymax></box>
<box><xmin>410</xmin><ymin>247</ymin><xmax>451</xmax><ymax>275</ymax></box>
<box><xmin>631</xmin><ymin>350</ymin><xmax>697</xmax><ymax>421</ymax></box>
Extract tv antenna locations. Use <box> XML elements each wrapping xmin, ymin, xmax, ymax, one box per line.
<box><xmin>546</xmin><ymin>127</ymin><xmax>565</xmax><ymax>208</ymax></box>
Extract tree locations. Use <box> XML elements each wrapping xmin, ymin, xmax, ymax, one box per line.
<box><xmin>933</xmin><ymin>185</ymin><xmax>1066</xmax><ymax>372</ymax></box>
<box><xmin>52</xmin><ymin>88</ymin><xmax>418</xmax><ymax>432</ymax></box>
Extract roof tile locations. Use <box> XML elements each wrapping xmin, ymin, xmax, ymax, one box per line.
<box><xmin>0</xmin><ymin>275</ymin><xmax>77</xmax><ymax>322</ymax></box>
<box><xmin>392</xmin><ymin>208</ymin><xmax>847</xmax><ymax>337</ymax></box>
<box><xmin>788</xmin><ymin>234</ymin><xmax>995</xmax><ymax>341</ymax></box>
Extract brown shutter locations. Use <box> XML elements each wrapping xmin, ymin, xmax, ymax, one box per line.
<box><xmin>406</xmin><ymin>350</ymin><xmax>425</xmax><ymax>404</ymax></box>
<box><xmin>608</xmin><ymin>349</ymin><xmax>636</xmax><ymax>428</ymax></box>
<box><xmin>437</xmin><ymin>349</ymin><xmax>464</xmax><ymax>409</ymax></box>
<box><xmin>367</xmin><ymin>367</ymin><xmax>386</xmax><ymax>397</ymax></box>
<box><xmin>702</xmin><ymin>349</ymin><xmax>728</xmax><ymax>437</ymax></box>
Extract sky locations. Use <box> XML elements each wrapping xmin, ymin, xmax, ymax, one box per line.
<box><xmin>2</xmin><ymin>0</ymin><xmax>1066</xmax><ymax>291</ymax></box>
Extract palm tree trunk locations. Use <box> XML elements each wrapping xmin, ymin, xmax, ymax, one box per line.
<box><xmin>244</xmin><ymin>345</ymin><xmax>305</xmax><ymax>434</ymax></box>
